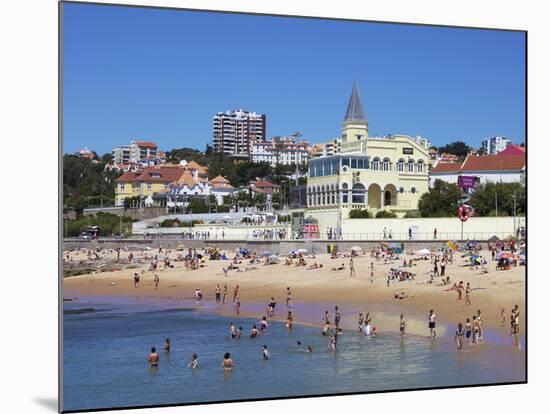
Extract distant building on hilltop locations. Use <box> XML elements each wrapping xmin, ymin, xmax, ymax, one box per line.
<box><xmin>480</xmin><ymin>136</ymin><xmax>511</xmax><ymax>155</ymax></box>
<box><xmin>112</xmin><ymin>140</ymin><xmax>159</xmax><ymax>165</ymax></box>
<box><xmin>75</xmin><ymin>147</ymin><xmax>95</xmax><ymax>160</ymax></box>
<box><xmin>250</xmin><ymin>134</ymin><xmax>309</xmax><ymax>166</ymax></box>
<box><xmin>212</xmin><ymin>109</ymin><xmax>266</xmax><ymax>158</ymax></box>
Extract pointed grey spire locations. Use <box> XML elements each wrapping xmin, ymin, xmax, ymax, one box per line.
<box><xmin>344</xmin><ymin>81</ymin><xmax>367</xmax><ymax>124</ymax></box>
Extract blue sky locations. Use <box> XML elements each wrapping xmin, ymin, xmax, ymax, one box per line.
<box><xmin>62</xmin><ymin>2</ymin><xmax>526</xmax><ymax>155</ymax></box>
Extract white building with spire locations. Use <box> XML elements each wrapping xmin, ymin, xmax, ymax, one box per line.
<box><xmin>304</xmin><ymin>81</ymin><xmax>431</xmax><ymax>234</ymax></box>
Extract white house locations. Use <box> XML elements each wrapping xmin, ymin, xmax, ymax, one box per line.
<box><xmin>429</xmin><ymin>154</ymin><xmax>525</xmax><ymax>187</ymax></box>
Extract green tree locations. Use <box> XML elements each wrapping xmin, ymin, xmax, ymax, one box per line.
<box><xmin>438</xmin><ymin>141</ymin><xmax>471</xmax><ymax>157</ymax></box>
<box><xmin>469</xmin><ymin>182</ymin><xmax>525</xmax><ymax>216</ymax></box>
<box><xmin>418</xmin><ymin>180</ymin><xmax>462</xmax><ymax>217</ymax></box>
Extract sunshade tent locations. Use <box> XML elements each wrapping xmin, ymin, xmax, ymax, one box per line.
<box><xmin>351</xmin><ymin>246</ymin><xmax>363</xmax><ymax>252</ymax></box>
<box><xmin>416</xmin><ymin>248</ymin><xmax>430</xmax><ymax>256</ymax></box>
<box><xmin>297</xmin><ymin>248</ymin><xmax>308</xmax><ymax>254</ymax></box>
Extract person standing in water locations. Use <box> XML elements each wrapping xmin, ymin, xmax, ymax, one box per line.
<box><xmin>464</xmin><ymin>318</ymin><xmax>472</xmax><ymax>343</ymax></box>
<box><xmin>230</xmin><ymin>322</ymin><xmax>238</xmax><ymax>339</ymax></box>
<box><xmin>187</xmin><ymin>353</ymin><xmax>198</xmax><ymax>369</ymax></box>
<box><xmin>428</xmin><ymin>310</ymin><xmax>436</xmax><ymax>338</ymax></box>
<box><xmin>286</xmin><ymin>311</ymin><xmax>293</xmax><ymax>329</ymax></box>
<box><xmin>215</xmin><ymin>284</ymin><xmax>221</xmax><ymax>304</ymax></box>
<box><xmin>455</xmin><ymin>323</ymin><xmax>464</xmax><ymax>351</ymax></box>
<box><xmin>148</xmin><ymin>347</ymin><xmax>159</xmax><ymax>367</ymax></box>
<box><xmin>262</xmin><ymin>345</ymin><xmax>270</xmax><ymax>360</ymax></box>
<box><xmin>234</xmin><ymin>295</ymin><xmax>241</xmax><ymax>315</ymax></box>
<box><xmin>358</xmin><ymin>313</ymin><xmax>364</xmax><ymax>332</ymax></box>
<box><xmin>163</xmin><ymin>338</ymin><xmax>171</xmax><ymax>352</ymax></box>
<box><xmin>400</xmin><ymin>314</ymin><xmax>406</xmax><ymax>336</ymax></box>
<box><xmin>222</xmin><ymin>352</ymin><xmax>234</xmax><ymax>371</ymax></box>
<box><xmin>334</xmin><ymin>306</ymin><xmax>341</xmax><ymax>330</ymax></box>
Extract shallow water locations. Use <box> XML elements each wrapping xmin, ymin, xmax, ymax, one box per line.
<box><xmin>63</xmin><ymin>296</ymin><xmax>525</xmax><ymax>412</ymax></box>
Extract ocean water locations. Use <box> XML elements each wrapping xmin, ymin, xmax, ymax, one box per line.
<box><xmin>63</xmin><ymin>297</ymin><xmax>525</xmax><ymax>412</ymax></box>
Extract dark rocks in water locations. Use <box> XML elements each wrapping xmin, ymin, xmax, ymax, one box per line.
<box><xmin>64</xmin><ymin>308</ymin><xmax>96</xmax><ymax>315</ymax></box>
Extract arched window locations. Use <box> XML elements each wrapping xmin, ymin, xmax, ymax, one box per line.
<box><xmin>352</xmin><ymin>183</ymin><xmax>366</xmax><ymax>204</ymax></box>
<box><xmin>397</xmin><ymin>159</ymin><xmax>405</xmax><ymax>172</ymax></box>
<box><xmin>416</xmin><ymin>159</ymin><xmax>425</xmax><ymax>173</ymax></box>
<box><xmin>307</xmin><ymin>186</ymin><xmax>312</xmax><ymax>206</ymax></box>
<box><xmin>330</xmin><ymin>184</ymin><xmax>335</xmax><ymax>204</ymax></box>
<box><xmin>342</xmin><ymin>183</ymin><xmax>349</xmax><ymax>204</ymax></box>
<box><xmin>411</xmin><ymin>187</ymin><xmax>417</xmax><ymax>194</ymax></box>
<box><xmin>407</xmin><ymin>159</ymin><xmax>415</xmax><ymax>173</ymax></box>
<box><xmin>371</xmin><ymin>157</ymin><xmax>380</xmax><ymax>171</ymax></box>
<box><xmin>316</xmin><ymin>185</ymin><xmax>321</xmax><ymax>206</ymax></box>
<box><xmin>321</xmin><ymin>185</ymin><xmax>326</xmax><ymax>205</ymax></box>
<box><xmin>382</xmin><ymin>157</ymin><xmax>391</xmax><ymax>171</ymax></box>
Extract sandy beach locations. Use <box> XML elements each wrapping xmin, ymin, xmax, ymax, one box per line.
<box><xmin>63</xmin><ymin>245</ymin><xmax>525</xmax><ymax>337</ymax></box>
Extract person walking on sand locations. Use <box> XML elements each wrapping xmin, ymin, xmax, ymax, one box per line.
<box><xmin>465</xmin><ymin>283</ymin><xmax>472</xmax><ymax>305</ymax></box>
<box><xmin>187</xmin><ymin>353</ymin><xmax>198</xmax><ymax>369</ymax></box>
<box><xmin>154</xmin><ymin>273</ymin><xmax>159</xmax><ymax>290</ymax></box>
<box><xmin>472</xmin><ymin>316</ymin><xmax>480</xmax><ymax>344</ymax></box>
<box><xmin>134</xmin><ymin>272</ymin><xmax>140</xmax><ymax>288</ymax></box>
<box><xmin>400</xmin><ymin>314</ymin><xmax>406</xmax><ymax>336</ymax></box>
<box><xmin>222</xmin><ymin>284</ymin><xmax>228</xmax><ymax>305</ymax></box>
<box><xmin>455</xmin><ymin>323</ymin><xmax>464</xmax><ymax>351</ymax></box>
<box><xmin>222</xmin><ymin>352</ymin><xmax>234</xmax><ymax>371</ymax></box>
<box><xmin>476</xmin><ymin>310</ymin><xmax>484</xmax><ymax>340</ymax></box>
<box><xmin>286</xmin><ymin>287</ymin><xmax>293</xmax><ymax>308</ymax></box>
<box><xmin>148</xmin><ymin>347</ymin><xmax>159</xmax><ymax>367</ymax></box>
<box><xmin>457</xmin><ymin>281</ymin><xmax>464</xmax><ymax>300</ymax></box>
<box><xmin>433</xmin><ymin>228</ymin><xmax>438</xmax><ymax>239</ymax></box>
<box><xmin>349</xmin><ymin>258</ymin><xmax>355</xmax><ymax>277</ymax></box>
<box><xmin>428</xmin><ymin>310</ymin><xmax>436</xmax><ymax>338</ymax></box>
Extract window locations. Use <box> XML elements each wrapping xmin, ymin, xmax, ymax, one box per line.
<box><xmin>147</xmin><ymin>183</ymin><xmax>152</xmax><ymax>190</ymax></box>
<box><xmin>372</xmin><ymin>157</ymin><xmax>380</xmax><ymax>171</ymax></box>
<box><xmin>342</xmin><ymin>158</ymin><xmax>350</xmax><ymax>167</ymax></box>
<box><xmin>408</xmin><ymin>160</ymin><xmax>414</xmax><ymax>173</ymax></box>
<box><xmin>342</xmin><ymin>183</ymin><xmax>349</xmax><ymax>204</ymax></box>
<box><xmin>399</xmin><ymin>187</ymin><xmax>404</xmax><ymax>193</ymax></box>
<box><xmin>397</xmin><ymin>159</ymin><xmax>405</xmax><ymax>172</ymax></box>
<box><xmin>352</xmin><ymin>183</ymin><xmax>366</xmax><ymax>204</ymax></box>
<box><xmin>119</xmin><ymin>183</ymin><xmax>125</xmax><ymax>190</ymax></box>
<box><xmin>351</xmin><ymin>158</ymin><xmax>357</xmax><ymax>168</ymax></box>
<box><xmin>382</xmin><ymin>158</ymin><xmax>390</xmax><ymax>171</ymax></box>
<box><xmin>358</xmin><ymin>158</ymin><xmax>364</xmax><ymax>169</ymax></box>
<box><xmin>417</xmin><ymin>160</ymin><xmax>425</xmax><ymax>173</ymax></box>
<box><xmin>411</xmin><ymin>187</ymin><xmax>416</xmax><ymax>194</ymax></box>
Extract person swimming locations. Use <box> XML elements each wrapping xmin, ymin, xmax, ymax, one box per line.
<box><xmin>148</xmin><ymin>347</ymin><xmax>159</xmax><ymax>367</ymax></box>
<box><xmin>306</xmin><ymin>346</ymin><xmax>313</xmax><ymax>353</ymax></box>
<box><xmin>250</xmin><ymin>324</ymin><xmax>259</xmax><ymax>338</ymax></box>
<box><xmin>187</xmin><ymin>353</ymin><xmax>198</xmax><ymax>368</ymax></box>
<box><xmin>262</xmin><ymin>345</ymin><xmax>270</xmax><ymax>360</ymax></box>
<box><xmin>164</xmin><ymin>338</ymin><xmax>171</xmax><ymax>352</ymax></box>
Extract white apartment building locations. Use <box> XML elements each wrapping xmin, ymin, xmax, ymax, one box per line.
<box><xmin>480</xmin><ymin>136</ymin><xmax>511</xmax><ymax>155</ymax></box>
<box><xmin>250</xmin><ymin>135</ymin><xmax>309</xmax><ymax>166</ymax></box>
<box><xmin>323</xmin><ymin>138</ymin><xmax>342</xmax><ymax>156</ymax></box>
<box><xmin>113</xmin><ymin>140</ymin><xmax>158</xmax><ymax>164</ymax></box>
<box><xmin>213</xmin><ymin>109</ymin><xmax>266</xmax><ymax>158</ymax></box>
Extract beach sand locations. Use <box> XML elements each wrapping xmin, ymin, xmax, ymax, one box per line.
<box><xmin>63</xmin><ymin>247</ymin><xmax>525</xmax><ymax>337</ymax></box>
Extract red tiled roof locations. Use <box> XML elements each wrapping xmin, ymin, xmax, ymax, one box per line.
<box><xmin>115</xmin><ymin>166</ymin><xmax>185</xmax><ymax>183</ymax></box>
<box><xmin>251</xmin><ymin>180</ymin><xmax>280</xmax><ymax>188</ymax></box>
<box><xmin>430</xmin><ymin>154</ymin><xmax>525</xmax><ymax>175</ymax></box>
<box><xmin>498</xmin><ymin>144</ymin><xmax>525</xmax><ymax>156</ymax></box>
<box><xmin>135</xmin><ymin>141</ymin><xmax>157</xmax><ymax>149</ymax></box>
<box><xmin>173</xmin><ymin>171</ymin><xmax>197</xmax><ymax>188</ymax></box>
<box><xmin>186</xmin><ymin>160</ymin><xmax>208</xmax><ymax>175</ymax></box>
<box><xmin>431</xmin><ymin>162</ymin><xmax>462</xmax><ymax>174</ymax></box>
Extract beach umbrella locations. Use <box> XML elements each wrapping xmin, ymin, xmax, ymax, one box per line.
<box><xmin>297</xmin><ymin>248</ymin><xmax>308</xmax><ymax>254</ymax></box>
<box><xmin>416</xmin><ymin>248</ymin><xmax>430</xmax><ymax>256</ymax></box>
<box><xmin>488</xmin><ymin>235</ymin><xmax>500</xmax><ymax>242</ymax></box>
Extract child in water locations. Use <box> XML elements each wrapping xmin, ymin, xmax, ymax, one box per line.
<box><xmin>262</xmin><ymin>345</ymin><xmax>270</xmax><ymax>360</ymax></box>
<box><xmin>163</xmin><ymin>338</ymin><xmax>171</xmax><ymax>352</ymax></box>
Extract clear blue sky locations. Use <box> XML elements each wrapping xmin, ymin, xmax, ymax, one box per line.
<box><xmin>62</xmin><ymin>2</ymin><xmax>526</xmax><ymax>155</ymax></box>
